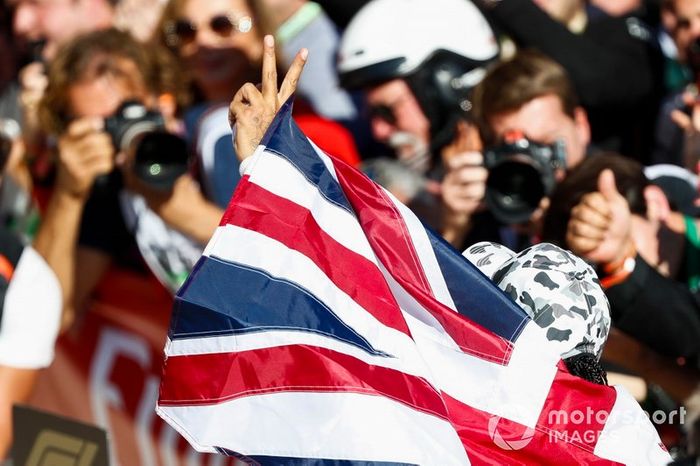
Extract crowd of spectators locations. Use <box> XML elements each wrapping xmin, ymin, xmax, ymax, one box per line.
<box><xmin>2</xmin><ymin>0</ymin><xmax>700</xmax><ymax>462</ymax></box>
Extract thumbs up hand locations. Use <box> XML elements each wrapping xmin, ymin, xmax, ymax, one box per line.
<box><xmin>566</xmin><ymin>169</ymin><xmax>634</xmax><ymax>264</ymax></box>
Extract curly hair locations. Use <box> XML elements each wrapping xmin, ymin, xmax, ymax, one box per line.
<box><xmin>39</xmin><ymin>28</ymin><xmax>189</xmax><ymax>136</ymax></box>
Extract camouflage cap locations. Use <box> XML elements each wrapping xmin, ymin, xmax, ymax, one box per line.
<box><xmin>463</xmin><ymin>242</ymin><xmax>611</xmax><ymax>360</ymax></box>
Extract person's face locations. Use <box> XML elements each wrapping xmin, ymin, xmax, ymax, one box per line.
<box><xmin>67</xmin><ymin>59</ymin><xmax>149</xmax><ymax>121</ymax></box>
<box><xmin>365</xmin><ymin>79</ymin><xmax>432</xmax><ymax>168</ymax></box>
<box><xmin>671</xmin><ymin>0</ymin><xmax>700</xmax><ymax>62</ymax></box>
<box><xmin>12</xmin><ymin>0</ymin><xmax>109</xmax><ymax>60</ymax></box>
<box><xmin>174</xmin><ymin>0</ymin><xmax>262</xmax><ymax>96</ymax></box>
<box><xmin>488</xmin><ymin>94</ymin><xmax>590</xmax><ymax>172</ymax></box>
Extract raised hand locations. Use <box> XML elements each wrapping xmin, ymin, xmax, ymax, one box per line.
<box><xmin>566</xmin><ymin>169</ymin><xmax>633</xmax><ymax>264</ymax></box>
<box><xmin>228</xmin><ymin>35</ymin><xmax>308</xmax><ymax>161</ymax></box>
<box><xmin>56</xmin><ymin>117</ymin><xmax>114</xmax><ymax>199</ymax></box>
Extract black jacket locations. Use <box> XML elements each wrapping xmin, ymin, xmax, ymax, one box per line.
<box><xmin>484</xmin><ymin>0</ymin><xmax>664</xmax><ymax>163</ymax></box>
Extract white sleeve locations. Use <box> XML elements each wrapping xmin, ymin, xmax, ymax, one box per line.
<box><xmin>0</xmin><ymin>246</ymin><xmax>62</xmax><ymax>368</ymax></box>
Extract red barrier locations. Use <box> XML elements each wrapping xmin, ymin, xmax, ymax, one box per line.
<box><xmin>29</xmin><ymin>265</ymin><xmax>240</xmax><ymax>466</ymax></box>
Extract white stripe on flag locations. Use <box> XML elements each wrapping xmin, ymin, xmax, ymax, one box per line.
<box><xmin>309</xmin><ymin>139</ymin><xmax>340</xmax><ymax>183</ymax></box>
<box><xmin>382</xmin><ymin>187</ymin><xmax>458</xmax><ymax>311</ymax></box>
<box><xmin>377</xmin><ymin>258</ymin><xmax>558</xmax><ymax>427</ymax></box>
<box><xmin>165</xmin><ymin>329</ymin><xmax>427</xmax><ymax>380</ymax></box>
<box><xmin>246</xmin><ymin>151</ymin><xmax>376</xmax><ymax>263</ymax></box>
<box><xmin>416</xmin><ymin>318</ymin><xmax>558</xmax><ymax>427</ymax></box>
<box><xmin>593</xmin><ymin>386</ymin><xmax>672</xmax><ymax>465</ymax></box>
<box><xmin>203</xmin><ymin>224</ymin><xmax>427</xmax><ymax>374</ymax></box>
<box><xmin>313</xmin><ymin>141</ymin><xmax>458</xmax><ymax>312</ymax></box>
<box><xmin>157</xmin><ymin>392</ymin><xmax>471</xmax><ymax>465</ymax></box>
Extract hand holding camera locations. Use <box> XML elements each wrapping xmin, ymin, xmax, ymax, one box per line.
<box><xmin>105</xmin><ymin>100</ymin><xmax>189</xmax><ymax>191</ymax></box>
<box><xmin>483</xmin><ymin>131</ymin><xmax>566</xmax><ymax>224</ymax></box>
<box><xmin>56</xmin><ymin>117</ymin><xmax>114</xmax><ymax>199</ymax></box>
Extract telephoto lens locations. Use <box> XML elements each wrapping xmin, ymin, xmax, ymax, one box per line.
<box><xmin>483</xmin><ymin>133</ymin><xmax>566</xmax><ymax>224</ymax></box>
<box><xmin>105</xmin><ymin>101</ymin><xmax>189</xmax><ymax>191</ymax></box>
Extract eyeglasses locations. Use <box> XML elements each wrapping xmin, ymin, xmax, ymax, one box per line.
<box><xmin>368</xmin><ymin>104</ymin><xmax>397</xmax><ymax>126</ymax></box>
<box><xmin>164</xmin><ymin>13</ymin><xmax>253</xmax><ymax>47</ymax></box>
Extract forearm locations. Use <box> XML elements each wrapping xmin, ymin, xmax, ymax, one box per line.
<box><xmin>33</xmin><ymin>190</ymin><xmax>86</xmax><ymax>328</ymax></box>
<box><xmin>0</xmin><ymin>365</ymin><xmax>39</xmax><ymax>459</ymax></box>
<box><xmin>162</xmin><ymin>200</ymin><xmax>223</xmax><ymax>245</ymax></box>
<box><xmin>603</xmin><ymin>329</ymin><xmax>700</xmax><ymax>403</ymax></box>
<box><xmin>441</xmin><ymin>210</ymin><xmax>474</xmax><ymax>248</ymax></box>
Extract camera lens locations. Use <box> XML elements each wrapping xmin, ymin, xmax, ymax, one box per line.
<box><xmin>486</xmin><ymin>159</ymin><xmax>545</xmax><ymax>224</ymax></box>
<box><xmin>133</xmin><ymin>131</ymin><xmax>189</xmax><ymax>190</ymax></box>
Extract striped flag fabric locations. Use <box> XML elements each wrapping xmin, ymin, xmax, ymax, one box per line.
<box><xmin>156</xmin><ymin>101</ymin><xmax>671</xmax><ymax>465</ymax></box>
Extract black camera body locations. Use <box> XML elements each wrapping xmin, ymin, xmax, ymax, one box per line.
<box><xmin>484</xmin><ymin>134</ymin><xmax>566</xmax><ymax>224</ymax></box>
<box><xmin>104</xmin><ymin>101</ymin><xmax>189</xmax><ymax>191</ymax></box>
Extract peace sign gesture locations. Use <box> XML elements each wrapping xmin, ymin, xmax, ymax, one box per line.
<box><xmin>228</xmin><ymin>35</ymin><xmax>308</xmax><ymax>161</ymax></box>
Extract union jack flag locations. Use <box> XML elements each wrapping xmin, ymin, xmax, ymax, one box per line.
<box><xmin>156</xmin><ymin>101</ymin><xmax>671</xmax><ymax>465</ymax></box>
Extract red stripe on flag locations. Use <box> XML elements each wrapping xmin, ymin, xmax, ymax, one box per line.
<box><xmin>158</xmin><ymin>344</ymin><xmax>448</xmax><ymax>420</ymax></box>
<box><xmin>330</xmin><ymin>158</ymin><xmax>514</xmax><ymax>364</ymax></box>
<box><xmin>222</xmin><ymin>178</ymin><xmax>411</xmax><ymax>336</ymax></box>
<box><xmin>443</xmin><ymin>365</ymin><xmax>621</xmax><ymax>465</ymax></box>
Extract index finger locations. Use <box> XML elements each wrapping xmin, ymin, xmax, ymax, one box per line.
<box><xmin>261</xmin><ymin>35</ymin><xmax>278</xmax><ymax>106</ymax></box>
<box><xmin>66</xmin><ymin>117</ymin><xmax>104</xmax><ymax>138</ymax></box>
<box><xmin>279</xmin><ymin>48</ymin><xmax>308</xmax><ymax>104</ymax></box>
<box><xmin>446</xmin><ymin>151</ymin><xmax>483</xmax><ymax>170</ymax></box>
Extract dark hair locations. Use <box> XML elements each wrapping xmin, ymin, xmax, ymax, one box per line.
<box><xmin>542</xmin><ymin>152</ymin><xmax>650</xmax><ymax>247</ymax></box>
<box><xmin>564</xmin><ymin>353</ymin><xmax>608</xmax><ymax>385</ymax></box>
<box><xmin>473</xmin><ymin>49</ymin><xmax>580</xmax><ymax>146</ymax></box>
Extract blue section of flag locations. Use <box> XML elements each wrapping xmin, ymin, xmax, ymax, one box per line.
<box><xmin>170</xmin><ymin>255</ymin><xmax>387</xmax><ymax>355</ymax></box>
<box><xmin>427</xmin><ymin>231</ymin><xmax>529</xmax><ymax>342</ymax></box>
<box><xmin>216</xmin><ymin>448</ymin><xmax>416</xmax><ymax>466</ymax></box>
<box><xmin>262</xmin><ymin>100</ymin><xmax>353</xmax><ymax>214</ymax></box>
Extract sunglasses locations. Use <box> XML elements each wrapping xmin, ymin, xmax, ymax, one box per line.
<box><xmin>368</xmin><ymin>104</ymin><xmax>397</xmax><ymax>126</ymax></box>
<box><xmin>367</xmin><ymin>93</ymin><xmax>414</xmax><ymax>126</ymax></box>
<box><xmin>164</xmin><ymin>13</ymin><xmax>253</xmax><ymax>47</ymax></box>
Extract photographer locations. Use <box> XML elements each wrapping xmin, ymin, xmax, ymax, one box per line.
<box><xmin>34</xmin><ymin>28</ymin><xmax>223</xmax><ymax>331</ymax></box>
<box><xmin>442</xmin><ymin>50</ymin><xmax>592</xmax><ymax>249</ymax></box>
<box><xmin>476</xmin><ymin>0</ymin><xmax>663</xmax><ymax>164</ymax></box>
<box><xmin>337</xmin><ymin>0</ymin><xmax>501</xmax><ymax>235</ymax></box>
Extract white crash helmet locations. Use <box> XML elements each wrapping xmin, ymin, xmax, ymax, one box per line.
<box><xmin>338</xmin><ymin>0</ymin><xmax>499</xmax><ymax>147</ymax></box>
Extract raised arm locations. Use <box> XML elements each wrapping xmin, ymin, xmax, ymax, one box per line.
<box><xmin>228</xmin><ymin>35</ymin><xmax>308</xmax><ymax>161</ymax></box>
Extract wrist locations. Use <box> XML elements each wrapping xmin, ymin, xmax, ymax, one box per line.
<box><xmin>599</xmin><ymin>241</ymin><xmax>636</xmax><ymax>289</ymax></box>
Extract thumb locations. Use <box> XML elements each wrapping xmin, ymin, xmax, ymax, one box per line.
<box><xmin>598</xmin><ymin>168</ymin><xmax>622</xmax><ymax>202</ymax></box>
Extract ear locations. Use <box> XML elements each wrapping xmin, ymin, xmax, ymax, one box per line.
<box><xmin>573</xmin><ymin>106</ymin><xmax>591</xmax><ymax>149</ymax></box>
<box><xmin>643</xmin><ymin>184</ymin><xmax>670</xmax><ymax>223</ymax></box>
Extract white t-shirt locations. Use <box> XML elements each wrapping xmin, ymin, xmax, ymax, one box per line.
<box><xmin>0</xmin><ymin>246</ymin><xmax>61</xmax><ymax>368</ymax></box>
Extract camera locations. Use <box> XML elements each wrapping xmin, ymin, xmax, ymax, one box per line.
<box><xmin>104</xmin><ymin>101</ymin><xmax>189</xmax><ymax>191</ymax></box>
<box><xmin>483</xmin><ymin>132</ymin><xmax>566</xmax><ymax>224</ymax></box>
